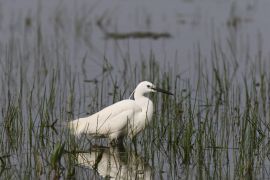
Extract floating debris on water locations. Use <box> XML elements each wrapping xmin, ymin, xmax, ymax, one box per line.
<box><xmin>105</xmin><ymin>31</ymin><xmax>172</xmax><ymax>40</ymax></box>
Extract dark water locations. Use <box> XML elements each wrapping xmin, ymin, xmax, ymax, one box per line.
<box><xmin>1</xmin><ymin>0</ymin><xmax>269</xmax><ymax>78</ymax></box>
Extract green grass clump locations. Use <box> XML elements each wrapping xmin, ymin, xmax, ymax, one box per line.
<box><xmin>0</xmin><ymin>2</ymin><xmax>270</xmax><ymax>180</ymax></box>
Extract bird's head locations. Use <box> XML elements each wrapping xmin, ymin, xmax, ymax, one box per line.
<box><xmin>135</xmin><ymin>81</ymin><xmax>173</xmax><ymax>96</ymax></box>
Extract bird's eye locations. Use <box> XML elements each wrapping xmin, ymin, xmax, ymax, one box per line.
<box><xmin>147</xmin><ymin>85</ymin><xmax>150</xmax><ymax>88</ymax></box>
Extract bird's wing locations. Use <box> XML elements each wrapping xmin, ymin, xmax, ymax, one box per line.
<box><xmin>94</xmin><ymin>99</ymin><xmax>141</xmax><ymax>121</ymax></box>
<box><xmin>69</xmin><ymin>99</ymin><xmax>141</xmax><ymax>136</ymax></box>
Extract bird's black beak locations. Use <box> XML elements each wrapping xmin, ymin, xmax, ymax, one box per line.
<box><xmin>151</xmin><ymin>87</ymin><xmax>173</xmax><ymax>95</ymax></box>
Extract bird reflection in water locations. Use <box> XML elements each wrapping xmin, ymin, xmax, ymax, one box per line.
<box><xmin>74</xmin><ymin>144</ymin><xmax>153</xmax><ymax>179</ymax></box>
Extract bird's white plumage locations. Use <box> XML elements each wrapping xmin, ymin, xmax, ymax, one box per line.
<box><xmin>69</xmin><ymin>100</ymin><xmax>143</xmax><ymax>139</ymax></box>
<box><xmin>68</xmin><ymin>81</ymin><xmax>171</xmax><ymax>141</ymax></box>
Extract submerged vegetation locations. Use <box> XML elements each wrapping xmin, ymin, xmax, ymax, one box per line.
<box><xmin>0</xmin><ymin>0</ymin><xmax>270</xmax><ymax>179</ymax></box>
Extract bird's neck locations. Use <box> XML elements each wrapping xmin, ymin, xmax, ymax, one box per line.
<box><xmin>134</xmin><ymin>93</ymin><xmax>153</xmax><ymax>113</ymax></box>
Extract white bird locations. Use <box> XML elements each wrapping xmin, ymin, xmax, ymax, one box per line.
<box><xmin>68</xmin><ymin>81</ymin><xmax>173</xmax><ymax>142</ymax></box>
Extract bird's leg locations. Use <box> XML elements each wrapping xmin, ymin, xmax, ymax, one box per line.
<box><xmin>109</xmin><ymin>139</ymin><xmax>117</xmax><ymax>146</ymax></box>
<box><xmin>132</xmin><ymin>137</ymin><xmax>138</xmax><ymax>154</ymax></box>
<box><xmin>110</xmin><ymin>137</ymin><xmax>124</xmax><ymax>147</ymax></box>
<box><xmin>115</xmin><ymin>140</ymin><xmax>125</xmax><ymax>152</ymax></box>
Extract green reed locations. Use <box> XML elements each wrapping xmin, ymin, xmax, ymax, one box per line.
<box><xmin>0</xmin><ymin>3</ymin><xmax>270</xmax><ymax>180</ymax></box>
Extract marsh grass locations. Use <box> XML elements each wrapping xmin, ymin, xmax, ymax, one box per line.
<box><xmin>0</xmin><ymin>2</ymin><xmax>270</xmax><ymax>180</ymax></box>
<box><xmin>1</xmin><ymin>47</ymin><xmax>270</xmax><ymax>179</ymax></box>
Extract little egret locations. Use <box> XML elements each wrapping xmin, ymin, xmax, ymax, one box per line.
<box><xmin>68</xmin><ymin>81</ymin><xmax>173</xmax><ymax>142</ymax></box>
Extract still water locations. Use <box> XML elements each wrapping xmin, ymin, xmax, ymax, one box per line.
<box><xmin>0</xmin><ymin>0</ymin><xmax>270</xmax><ymax>179</ymax></box>
<box><xmin>1</xmin><ymin>0</ymin><xmax>269</xmax><ymax>78</ymax></box>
